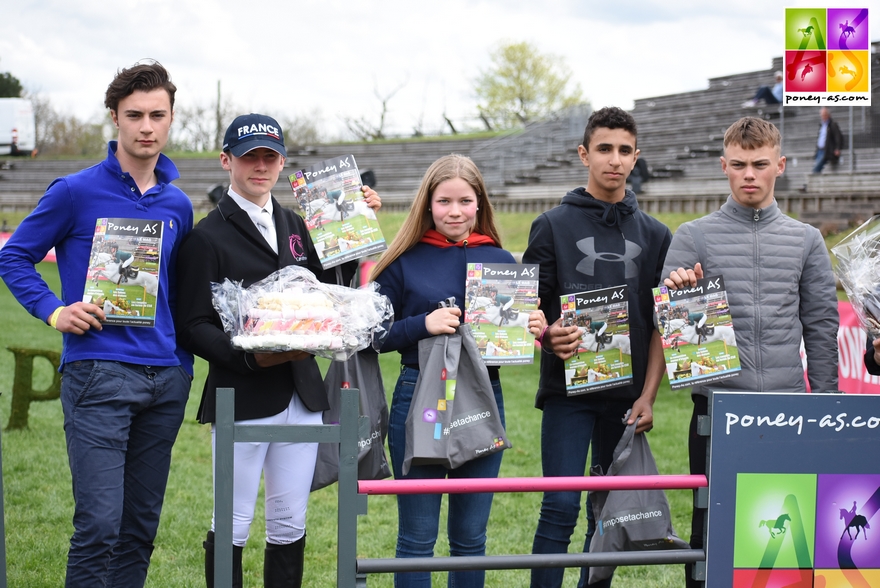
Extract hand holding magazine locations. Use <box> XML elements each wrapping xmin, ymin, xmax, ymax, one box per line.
<box><xmin>463</xmin><ymin>262</ymin><xmax>539</xmax><ymax>365</ymax></box>
<box><xmin>288</xmin><ymin>154</ymin><xmax>386</xmax><ymax>269</ymax></box>
<box><xmin>559</xmin><ymin>285</ymin><xmax>633</xmax><ymax>395</ymax></box>
<box><xmin>82</xmin><ymin>218</ymin><xmax>163</xmax><ymax>327</ymax></box>
<box><xmin>652</xmin><ymin>276</ymin><xmax>741</xmax><ymax>390</ymax></box>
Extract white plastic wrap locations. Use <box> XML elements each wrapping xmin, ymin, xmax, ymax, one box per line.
<box><xmin>211</xmin><ymin>265</ymin><xmax>393</xmax><ymax>361</ymax></box>
<box><xmin>831</xmin><ymin>214</ymin><xmax>880</xmax><ymax>338</ymax></box>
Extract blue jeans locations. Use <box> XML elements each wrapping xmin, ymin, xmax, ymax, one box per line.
<box><xmin>61</xmin><ymin>360</ymin><xmax>190</xmax><ymax>588</ymax></box>
<box><xmin>812</xmin><ymin>149</ymin><xmax>827</xmax><ymax>173</ymax></box>
<box><xmin>752</xmin><ymin>86</ymin><xmax>781</xmax><ymax>105</ymax></box>
<box><xmin>531</xmin><ymin>395</ymin><xmax>632</xmax><ymax>588</ymax></box>
<box><xmin>388</xmin><ymin>366</ymin><xmax>505</xmax><ymax>588</ymax></box>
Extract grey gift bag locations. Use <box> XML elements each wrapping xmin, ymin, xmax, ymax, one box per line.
<box><xmin>311</xmin><ymin>350</ymin><xmax>391</xmax><ymax>491</ymax></box>
<box><xmin>402</xmin><ymin>323</ymin><xmax>511</xmax><ymax>476</ymax></box>
<box><xmin>588</xmin><ymin>411</ymin><xmax>689</xmax><ymax>583</ymax></box>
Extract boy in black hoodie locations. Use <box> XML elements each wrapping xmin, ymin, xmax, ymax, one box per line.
<box><xmin>523</xmin><ymin>106</ymin><xmax>671</xmax><ymax>588</ymax></box>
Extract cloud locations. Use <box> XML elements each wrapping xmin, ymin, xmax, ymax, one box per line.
<box><xmin>1</xmin><ymin>0</ymin><xmax>874</xmax><ymax>138</ymax></box>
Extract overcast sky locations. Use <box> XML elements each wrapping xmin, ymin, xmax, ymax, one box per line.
<box><xmin>3</xmin><ymin>0</ymin><xmax>877</xmax><ymax>139</ymax></box>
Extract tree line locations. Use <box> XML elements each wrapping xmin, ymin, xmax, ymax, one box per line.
<box><xmin>1</xmin><ymin>41</ymin><xmax>586</xmax><ymax>157</ymax></box>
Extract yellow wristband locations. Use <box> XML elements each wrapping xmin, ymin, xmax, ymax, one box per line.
<box><xmin>49</xmin><ymin>307</ymin><xmax>64</xmax><ymax>329</ymax></box>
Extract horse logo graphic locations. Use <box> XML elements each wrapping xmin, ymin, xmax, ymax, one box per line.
<box><xmin>288</xmin><ymin>234</ymin><xmax>306</xmax><ymax>261</ymax></box>
<box><xmin>801</xmin><ymin>63</ymin><xmax>814</xmax><ymax>82</ymax></box>
<box><xmin>839</xmin><ymin>501</ymin><xmax>870</xmax><ymax>540</ymax></box>
<box><xmin>839</xmin><ymin>20</ymin><xmax>856</xmax><ymax>39</ymax></box>
<box><xmin>759</xmin><ymin>514</ymin><xmax>791</xmax><ymax>538</ymax></box>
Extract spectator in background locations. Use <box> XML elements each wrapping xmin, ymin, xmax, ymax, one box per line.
<box><xmin>742</xmin><ymin>71</ymin><xmax>784</xmax><ymax>108</ymax></box>
<box><xmin>629</xmin><ymin>157</ymin><xmax>649</xmax><ymax>195</ymax></box>
<box><xmin>865</xmin><ymin>338</ymin><xmax>880</xmax><ymax>375</ymax></box>
<box><xmin>812</xmin><ymin>107</ymin><xmax>844</xmax><ymax>174</ymax></box>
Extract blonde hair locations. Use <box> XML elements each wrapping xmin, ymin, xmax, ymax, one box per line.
<box><xmin>371</xmin><ymin>154</ymin><xmax>502</xmax><ymax>279</ymax></box>
<box><xmin>723</xmin><ymin>117</ymin><xmax>781</xmax><ymax>153</ymax></box>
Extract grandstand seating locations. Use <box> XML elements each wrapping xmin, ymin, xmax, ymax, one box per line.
<box><xmin>2</xmin><ymin>44</ymin><xmax>878</xmax><ymax>225</ymax></box>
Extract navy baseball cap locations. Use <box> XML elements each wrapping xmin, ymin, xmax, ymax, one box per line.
<box><xmin>222</xmin><ymin>113</ymin><xmax>286</xmax><ymax>157</ymax></box>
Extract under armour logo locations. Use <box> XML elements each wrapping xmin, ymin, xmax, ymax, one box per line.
<box><xmin>575</xmin><ymin>237</ymin><xmax>642</xmax><ymax>278</ymax></box>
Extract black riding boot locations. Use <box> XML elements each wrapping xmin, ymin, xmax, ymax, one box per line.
<box><xmin>263</xmin><ymin>534</ymin><xmax>306</xmax><ymax>588</ymax></box>
<box><xmin>204</xmin><ymin>530</ymin><xmax>243</xmax><ymax>588</ymax></box>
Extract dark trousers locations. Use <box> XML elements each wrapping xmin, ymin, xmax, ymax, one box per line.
<box><xmin>752</xmin><ymin>86</ymin><xmax>781</xmax><ymax>104</ymax></box>
<box><xmin>61</xmin><ymin>360</ymin><xmax>190</xmax><ymax>588</ymax></box>
<box><xmin>531</xmin><ymin>395</ymin><xmax>632</xmax><ymax>588</ymax></box>
<box><xmin>686</xmin><ymin>394</ymin><xmax>709</xmax><ymax>588</ymax></box>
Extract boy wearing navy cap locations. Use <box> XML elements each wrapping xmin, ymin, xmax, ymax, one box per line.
<box><xmin>175</xmin><ymin>114</ymin><xmax>379</xmax><ymax>587</ymax></box>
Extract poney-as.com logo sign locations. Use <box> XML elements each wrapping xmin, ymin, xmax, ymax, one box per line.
<box><xmin>783</xmin><ymin>8</ymin><xmax>871</xmax><ymax>106</ymax></box>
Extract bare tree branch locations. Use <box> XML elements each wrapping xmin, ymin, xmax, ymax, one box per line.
<box><xmin>341</xmin><ymin>78</ymin><xmax>407</xmax><ymax>141</ymax></box>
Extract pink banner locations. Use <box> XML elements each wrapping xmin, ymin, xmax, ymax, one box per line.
<box><xmin>0</xmin><ymin>232</ymin><xmax>56</xmax><ymax>262</ymax></box>
<box><xmin>837</xmin><ymin>301</ymin><xmax>880</xmax><ymax>394</ymax></box>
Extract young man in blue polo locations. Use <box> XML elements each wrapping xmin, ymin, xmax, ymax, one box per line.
<box><xmin>0</xmin><ymin>61</ymin><xmax>193</xmax><ymax>588</ymax></box>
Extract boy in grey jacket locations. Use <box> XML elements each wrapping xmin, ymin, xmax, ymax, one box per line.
<box><xmin>661</xmin><ymin>116</ymin><xmax>838</xmax><ymax>588</ymax></box>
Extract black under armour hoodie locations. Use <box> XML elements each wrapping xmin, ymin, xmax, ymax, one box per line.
<box><xmin>523</xmin><ymin>188</ymin><xmax>672</xmax><ymax>407</ymax></box>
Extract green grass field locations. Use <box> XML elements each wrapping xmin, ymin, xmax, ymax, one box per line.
<box><xmin>1</xmin><ymin>205</ymin><xmax>850</xmax><ymax>586</ymax></box>
<box><xmin>0</xmin><ymin>261</ymin><xmax>692</xmax><ymax>587</ymax></box>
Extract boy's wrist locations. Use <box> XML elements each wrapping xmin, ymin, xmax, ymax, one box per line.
<box><xmin>48</xmin><ymin>306</ymin><xmax>64</xmax><ymax>329</ymax></box>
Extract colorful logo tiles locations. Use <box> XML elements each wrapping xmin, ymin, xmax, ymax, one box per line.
<box><xmin>783</xmin><ymin>8</ymin><xmax>871</xmax><ymax>106</ymax></box>
<box><xmin>732</xmin><ymin>473</ymin><xmax>880</xmax><ymax>586</ymax></box>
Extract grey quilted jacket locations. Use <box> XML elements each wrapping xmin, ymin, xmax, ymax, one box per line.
<box><xmin>662</xmin><ymin>196</ymin><xmax>839</xmax><ymax>395</ymax></box>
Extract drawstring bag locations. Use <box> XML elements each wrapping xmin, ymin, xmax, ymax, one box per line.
<box><xmin>311</xmin><ymin>350</ymin><xmax>391</xmax><ymax>491</ymax></box>
<box><xmin>588</xmin><ymin>411</ymin><xmax>690</xmax><ymax>583</ymax></box>
<box><xmin>403</xmin><ymin>323</ymin><xmax>511</xmax><ymax>475</ymax></box>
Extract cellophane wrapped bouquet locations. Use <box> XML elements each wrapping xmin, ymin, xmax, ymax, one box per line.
<box><xmin>831</xmin><ymin>214</ymin><xmax>880</xmax><ymax>338</ymax></box>
<box><xmin>211</xmin><ymin>265</ymin><xmax>393</xmax><ymax>361</ymax></box>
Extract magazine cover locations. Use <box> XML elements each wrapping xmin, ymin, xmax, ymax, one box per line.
<box><xmin>82</xmin><ymin>218</ymin><xmax>163</xmax><ymax>327</ymax></box>
<box><xmin>463</xmin><ymin>263</ymin><xmax>539</xmax><ymax>365</ymax></box>
<box><xmin>288</xmin><ymin>154</ymin><xmax>386</xmax><ymax>269</ymax></box>
<box><xmin>653</xmin><ymin>276</ymin><xmax>741</xmax><ymax>390</ymax></box>
<box><xmin>560</xmin><ymin>285</ymin><xmax>633</xmax><ymax>395</ymax></box>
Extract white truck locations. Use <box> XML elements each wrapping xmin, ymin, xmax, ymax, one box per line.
<box><xmin>0</xmin><ymin>98</ymin><xmax>36</xmax><ymax>156</ymax></box>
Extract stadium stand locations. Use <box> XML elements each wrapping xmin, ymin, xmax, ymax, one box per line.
<box><xmin>2</xmin><ymin>44</ymin><xmax>878</xmax><ymax>228</ymax></box>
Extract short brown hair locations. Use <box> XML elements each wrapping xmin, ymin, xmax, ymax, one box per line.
<box><xmin>104</xmin><ymin>60</ymin><xmax>176</xmax><ymax>112</ymax></box>
<box><xmin>723</xmin><ymin>117</ymin><xmax>781</xmax><ymax>152</ymax></box>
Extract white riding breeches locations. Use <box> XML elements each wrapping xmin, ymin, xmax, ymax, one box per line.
<box><xmin>210</xmin><ymin>392</ymin><xmax>322</xmax><ymax>546</ymax></box>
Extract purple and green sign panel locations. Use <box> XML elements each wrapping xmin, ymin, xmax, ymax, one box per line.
<box><xmin>783</xmin><ymin>7</ymin><xmax>870</xmax><ymax>105</ymax></box>
<box><xmin>707</xmin><ymin>392</ymin><xmax>880</xmax><ymax>586</ymax></box>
